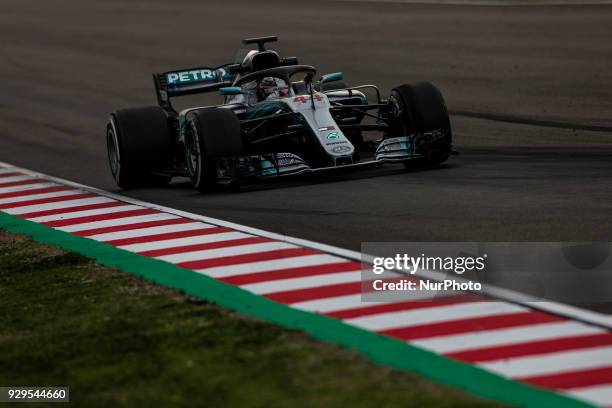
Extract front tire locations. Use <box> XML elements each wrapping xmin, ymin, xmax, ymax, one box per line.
<box><xmin>390</xmin><ymin>82</ymin><xmax>452</xmax><ymax>166</ymax></box>
<box><xmin>184</xmin><ymin>108</ymin><xmax>243</xmax><ymax>193</ymax></box>
<box><xmin>106</xmin><ymin>106</ymin><xmax>173</xmax><ymax>188</ymax></box>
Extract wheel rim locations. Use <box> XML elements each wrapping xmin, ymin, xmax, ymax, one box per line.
<box><xmin>106</xmin><ymin>126</ymin><xmax>120</xmax><ymax>181</ymax></box>
<box><xmin>185</xmin><ymin>126</ymin><xmax>201</xmax><ymax>184</ymax></box>
<box><xmin>388</xmin><ymin>93</ymin><xmax>408</xmax><ymax>138</ymax></box>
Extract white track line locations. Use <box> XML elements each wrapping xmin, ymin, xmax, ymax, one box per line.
<box><xmin>290</xmin><ymin>290</ymin><xmax>447</xmax><ymax>312</ymax></box>
<box><xmin>28</xmin><ymin>204</ymin><xmax>141</xmax><ymax>223</ymax></box>
<box><xmin>200</xmin><ymin>254</ymin><xmax>347</xmax><ymax>278</ymax></box>
<box><xmin>412</xmin><ymin>321</ymin><xmax>606</xmax><ymax>354</ymax></box>
<box><xmin>154</xmin><ymin>241</ymin><xmax>298</xmax><ymax>264</ymax></box>
<box><xmin>0</xmin><ymin>189</ymin><xmax>85</xmax><ymax>205</ymax></box>
<box><xmin>0</xmin><ymin>167</ymin><xmax>19</xmax><ymax>174</ymax></box>
<box><xmin>0</xmin><ymin>182</ymin><xmax>58</xmax><ymax>194</ymax></box>
<box><xmin>292</xmin><ymin>294</ymin><xmax>370</xmax><ymax>312</ymax></box>
<box><xmin>345</xmin><ymin>301</ymin><xmax>526</xmax><ymax>331</ymax></box>
<box><xmin>89</xmin><ymin>222</ymin><xmax>214</xmax><ymax>242</ymax></box>
<box><xmin>1</xmin><ymin>161</ymin><xmax>611</xmax><ymax>330</ymax></box>
<box><xmin>565</xmin><ymin>384</ymin><xmax>612</xmax><ymax>407</ymax></box>
<box><xmin>480</xmin><ymin>345</ymin><xmax>612</xmax><ymax>378</ymax></box>
<box><xmin>58</xmin><ymin>213</ymin><xmax>178</xmax><ymax>233</ymax></box>
<box><xmin>119</xmin><ymin>231</ymin><xmax>251</xmax><ymax>252</ymax></box>
<box><xmin>6</xmin><ymin>196</ymin><xmax>116</xmax><ymax>215</ymax></box>
<box><xmin>0</xmin><ymin>175</ymin><xmax>37</xmax><ymax>184</ymax></box>
<box><xmin>241</xmin><ymin>270</ymin><xmax>363</xmax><ymax>295</ymax></box>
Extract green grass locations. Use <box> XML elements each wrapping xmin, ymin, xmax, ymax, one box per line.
<box><xmin>0</xmin><ymin>230</ymin><xmax>505</xmax><ymax>407</ymax></box>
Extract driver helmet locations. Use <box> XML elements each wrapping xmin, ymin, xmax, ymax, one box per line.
<box><xmin>258</xmin><ymin>77</ymin><xmax>290</xmax><ymax>101</ymax></box>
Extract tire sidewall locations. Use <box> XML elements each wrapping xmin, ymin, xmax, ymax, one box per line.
<box><xmin>388</xmin><ymin>90</ymin><xmax>414</xmax><ymax>137</ymax></box>
<box><xmin>107</xmin><ymin>114</ymin><xmax>124</xmax><ymax>186</ymax></box>
<box><xmin>391</xmin><ymin>83</ymin><xmax>451</xmax><ymax>137</ymax></box>
<box><xmin>389</xmin><ymin>83</ymin><xmax>452</xmax><ymax>165</ymax></box>
<box><xmin>185</xmin><ymin>108</ymin><xmax>243</xmax><ymax>192</ymax></box>
<box><xmin>185</xmin><ymin>117</ymin><xmax>205</xmax><ymax>189</ymax></box>
<box><xmin>106</xmin><ymin>106</ymin><xmax>172</xmax><ymax>189</ymax></box>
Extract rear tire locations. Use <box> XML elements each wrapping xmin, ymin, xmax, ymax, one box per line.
<box><xmin>106</xmin><ymin>106</ymin><xmax>173</xmax><ymax>189</ymax></box>
<box><xmin>390</xmin><ymin>82</ymin><xmax>452</xmax><ymax>166</ymax></box>
<box><xmin>184</xmin><ymin>108</ymin><xmax>243</xmax><ymax>193</ymax></box>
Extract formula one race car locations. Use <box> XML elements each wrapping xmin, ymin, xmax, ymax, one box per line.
<box><xmin>106</xmin><ymin>36</ymin><xmax>452</xmax><ymax>191</ymax></box>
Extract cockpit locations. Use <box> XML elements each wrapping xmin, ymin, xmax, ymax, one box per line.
<box><xmin>237</xmin><ymin>77</ymin><xmax>292</xmax><ymax>104</ymax></box>
<box><xmin>224</xmin><ymin>64</ymin><xmax>317</xmax><ymax>107</ymax></box>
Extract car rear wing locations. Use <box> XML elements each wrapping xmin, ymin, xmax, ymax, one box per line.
<box><xmin>153</xmin><ymin>65</ymin><xmax>237</xmax><ymax>111</ymax></box>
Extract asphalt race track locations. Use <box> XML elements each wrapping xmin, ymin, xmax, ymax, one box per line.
<box><xmin>1</xmin><ymin>1</ymin><xmax>611</xmax><ymax>306</ymax></box>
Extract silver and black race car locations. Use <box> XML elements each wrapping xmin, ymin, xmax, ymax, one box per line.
<box><xmin>106</xmin><ymin>36</ymin><xmax>452</xmax><ymax>191</ymax></box>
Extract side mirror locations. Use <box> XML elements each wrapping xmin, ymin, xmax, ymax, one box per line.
<box><xmin>320</xmin><ymin>72</ymin><xmax>343</xmax><ymax>84</ymax></box>
<box><xmin>219</xmin><ymin>86</ymin><xmax>242</xmax><ymax>96</ymax></box>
